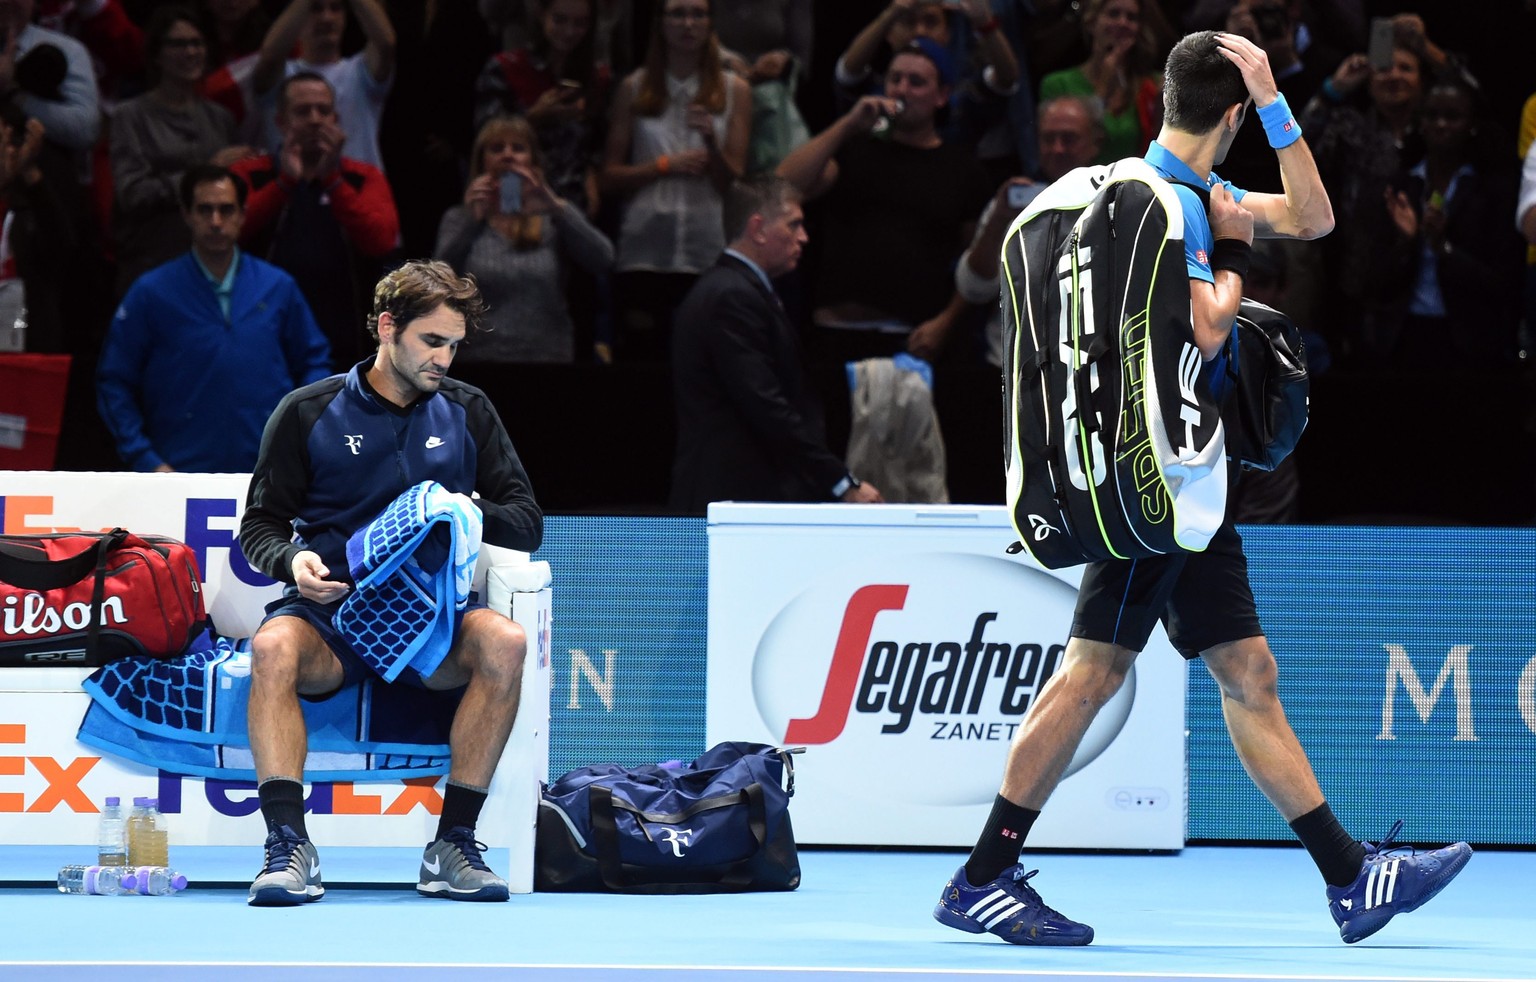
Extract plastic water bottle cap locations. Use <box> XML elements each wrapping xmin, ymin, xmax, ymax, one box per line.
<box><xmin>105</xmin><ymin>797</ymin><xmax>120</xmax><ymax>807</ymax></box>
<box><xmin>120</xmin><ymin>872</ymin><xmax>138</xmax><ymax>892</ymax></box>
<box><xmin>133</xmin><ymin>797</ymin><xmax>151</xmax><ymax>807</ymax></box>
<box><xmin>171</xmin><ymin>874</ymin><xmax>188</xmax><ymax>891</ymax></box>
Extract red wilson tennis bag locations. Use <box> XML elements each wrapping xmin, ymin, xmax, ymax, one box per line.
<box><xmin>0</xmin><ymin>529</ymin><xmax>207</xmax><ymax>666</ymax></box>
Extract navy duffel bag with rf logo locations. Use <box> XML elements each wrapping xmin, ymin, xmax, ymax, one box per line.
<box><xmin>534</xmin><ymin>742</ymin><xmax>801</xmax><ymax>894</ymax></box>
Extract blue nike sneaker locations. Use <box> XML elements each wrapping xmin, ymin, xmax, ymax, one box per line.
<box><xmin>934</xmin><ymin>864</ymin><xmax>1094</xmax><ymax>945</ymax></box>
<box><xmin>1326</xmin><ymin>820</ymin><xmax>1472</xmax><ymax>944</ymax></box>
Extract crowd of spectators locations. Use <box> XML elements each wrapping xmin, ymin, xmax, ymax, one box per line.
<box><xmin>3</xmin><ymin>0</ymin><xmax>1532</xmax><ymax>519</ymax></box>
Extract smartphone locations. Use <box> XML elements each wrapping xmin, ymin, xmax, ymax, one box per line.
<box><xmin>499</xmin><ymin>173</ymin><xmax>522</xmax><ymax>214</ymax></box>
<box><xmin>1367</xmin><ymin>17</ymin><xmax>1395</xmax><ymax>71</ymax></box>
<box><xmin>1006</xmin><ymin>184</ymin><xmax>1034</xmax><ymax>209</ymax></box>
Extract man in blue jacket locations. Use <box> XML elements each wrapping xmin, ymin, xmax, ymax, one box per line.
<box><xmin>97</xmin><ymin>165</ymin><xmax>330</xmax><ymax>472</ymax></box>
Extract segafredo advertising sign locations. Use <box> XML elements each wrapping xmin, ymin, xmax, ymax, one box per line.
<box><xmin>706</xmin><ymin>503</ymin><xmax>1185</xmax><ymax>848</ymax></box>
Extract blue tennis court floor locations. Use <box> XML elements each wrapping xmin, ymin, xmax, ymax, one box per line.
<box><xmin>1</xmin><ymin>844</ymin><xmax>1530</xmax><ymax>982</ymax></box>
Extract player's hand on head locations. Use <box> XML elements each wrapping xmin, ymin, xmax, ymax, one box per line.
<box><xmin>1215</xmin><ymin>31</ymin><xmax>1278</xmax><ymax>107</ymax></box>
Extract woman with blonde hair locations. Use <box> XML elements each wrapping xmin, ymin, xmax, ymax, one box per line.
<box><xmin>600</xmin><ymin>0</ymin><xmax>751</xmax><ymax>360</ymax></box>
<box><xmin>1038</xmin><ymin>0</ymin><xmax>1172</xmax><ymax>162</ymax></box>
<box><xmin>435</xmin><ymin>114</ymin><xmax>615</xmax><ymax>364</ymax></box>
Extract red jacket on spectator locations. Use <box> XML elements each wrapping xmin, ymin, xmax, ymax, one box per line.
<box><xmin>229</xmin><ymin>153</ymin><xmax>399</xmax><ymax>258</ymax></box>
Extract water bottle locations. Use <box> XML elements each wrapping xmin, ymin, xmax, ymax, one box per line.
<box><xmin>127</xmin><ymin>797</ymin><xmax>169</xmax><ymax>868</ymax></box>
<box><xmin>98</xmin><ymin>796</ymin><xmax>128</xmax><ymax>867</ymax></box>
<box><xmin>128</xmin><ymin>866</ymin><xmax>188</xmax><ymax>896</ymax></box>
<box><xmin>57</xmin><ymin>865</ymin><xmax>137</xmax><ymax>896</ymax></box>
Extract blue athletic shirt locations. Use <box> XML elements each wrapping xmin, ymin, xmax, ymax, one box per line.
<box><xmin>239</xmin><ymin>360</ymin><xmax>542</xmax><ymax>585</ymax></box>
<box><xmin>1143</xmin><ymin>141</ymin><xmax>1246</xmax><ymax>398</ymax></box>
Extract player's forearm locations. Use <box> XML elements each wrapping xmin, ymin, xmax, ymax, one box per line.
<box><xmin>1272</xmin><ymin>139</ymin><xmax>1334</xmax><ymax>240</ymax></box>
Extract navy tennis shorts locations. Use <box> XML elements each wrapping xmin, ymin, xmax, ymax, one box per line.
<box><xmin>260</xmin><ymin>588</ymin><xmax>485</xmax><ymax>695</ymax></box>
<box><xmin>1070</xmin><ymin>521</ymin><xmax>1262</xmax><ymax>658</ymax></box>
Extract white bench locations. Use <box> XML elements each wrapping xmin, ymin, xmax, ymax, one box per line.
<box><xmin>0</xmin><ymin>471</ymin><xmax>550</xmax><ymax>891</ymax></box>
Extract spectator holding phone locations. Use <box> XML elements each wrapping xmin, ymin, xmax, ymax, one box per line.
<box><xmin>600</xmin><ymin>0</ymin><xmax>751</xmax><ymax>361</ymax></box>
<box><xmin>476</xmin><ymin>0</ymin><xmax>610</xmax><ymax>218</ymax></box>
<box><xmin>435</xmin><ymin>114</ymin><xmax>614</xmax><ymax>364</ymax></box>
<box><xmin>1300</xmin><ymin>19</ymin><xmax>1451</xmax><ymax>363</ymax></box>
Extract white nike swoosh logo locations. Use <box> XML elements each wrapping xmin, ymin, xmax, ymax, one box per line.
<box><xmin>424</xmin><ymin>856</ymin><xmax>441</xmax><ymax>875</ymax></box>
<box><xmin>309</xmin><ymin>859</ymin><xmax>320</xmax><ymax>877</ymax></box>
<box><xmin>425</xmin><ymin>437</ymin><xmax>445</xmax><ymax>449</ymax></box>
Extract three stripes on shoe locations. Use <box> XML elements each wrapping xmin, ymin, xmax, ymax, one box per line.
<box><xmin>1350</xmin><ymin>858</ymin><xmax>1401</xmax><ymax>912</ymax></box>
<box><xmin>968</xmin><ymin>888</ymin><xmax>1028</xmax><ymax>929</ymax></box>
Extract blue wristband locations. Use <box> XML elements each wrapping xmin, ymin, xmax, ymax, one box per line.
<box><xmin>1256</xmin><ymin>93</ymin><xmax>1302</xmax><ymax>149</ymax></box>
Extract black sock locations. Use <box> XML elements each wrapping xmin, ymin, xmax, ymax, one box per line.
<box><xmin>257</xmin><ymin>778</ymin><xmax>307</xmax><ymax>839</ymax></box>
<box><xmin>964</xmin><ymin>795</ymin><xmax>1039</xmax><ymax>886</ymax></box>
<box><xmin>1290</xmin><ymin>802</ymin><xmax>1367</xmax><ymax>887</ymax></box>
<box><xmin>437</xmin><ymin>781</ymin><xmax>489</xmax><ymax>840</ymax></box>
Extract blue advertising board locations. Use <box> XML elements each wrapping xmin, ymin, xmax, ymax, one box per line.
<box><xmin>539</xmin><ymin>518</ymin><xmax>1535</xmax><ymax>846</ymax></box>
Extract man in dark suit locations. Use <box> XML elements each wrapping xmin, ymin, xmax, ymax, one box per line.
<box><xmin>669</xmin><ymin>175</ymin><xmax>884</xmax><ymax>514</ymax></box>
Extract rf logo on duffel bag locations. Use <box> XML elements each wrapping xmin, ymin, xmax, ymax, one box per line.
<box><xmin>659</xmin><ymin>827</ymin><xmax>693</xmax><ymax>857</ymax></box>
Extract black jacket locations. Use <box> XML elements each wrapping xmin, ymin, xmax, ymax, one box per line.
<box><xmin>240</xmin><ymin>361</ymin><xmax>542</xmax><ymax>583</ymax></box>
<box><xmin>669</xmin><ymin>253</ymin><xmax>847</xmax><ymax>514</ymax></box>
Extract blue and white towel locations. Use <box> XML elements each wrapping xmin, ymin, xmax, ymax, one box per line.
<box><xmin>334</xmin><ymin>481</ymin><xmax>482</xmax><ymax>682</ymax></box>
<box><xmin>76</xmin><ymin>635</ymin><xmax>455</xmax><ymax>782</ymax></box>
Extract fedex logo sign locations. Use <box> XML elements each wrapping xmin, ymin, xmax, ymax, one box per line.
<box><xmin>0</xmin><ymin>493</ymin><xmax>274</xmax><ymax>588</ymax></box>
<box><xmin>1</xmin><ymin>723</ymin><xmax>442</xmax><ymax>816</ymax></box>
<box><xmin>0</xmin><ymin>723</ymin><xmax>99</xmax><ymax>813</ymax></box>
<box><xmin>156</xmin><ymin>772</ymin><xmax>443</xmax><ymax>817</ymax></box>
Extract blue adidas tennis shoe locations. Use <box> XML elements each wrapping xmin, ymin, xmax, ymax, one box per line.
<box><xmin>934</xmin><ymin>864</ymin><xmax>1094</xmax><ymax>945</ymax></box>
<box><xmin>1326</xmin><ymin>820</ymin><xmax>1472</xmax><ymax>944</ymax></box>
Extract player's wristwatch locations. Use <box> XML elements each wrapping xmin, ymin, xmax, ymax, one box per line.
<box><xmin>832</xmin><ymin>474</ymin><xmax>862</xmax><ymax>497</ymax></box>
